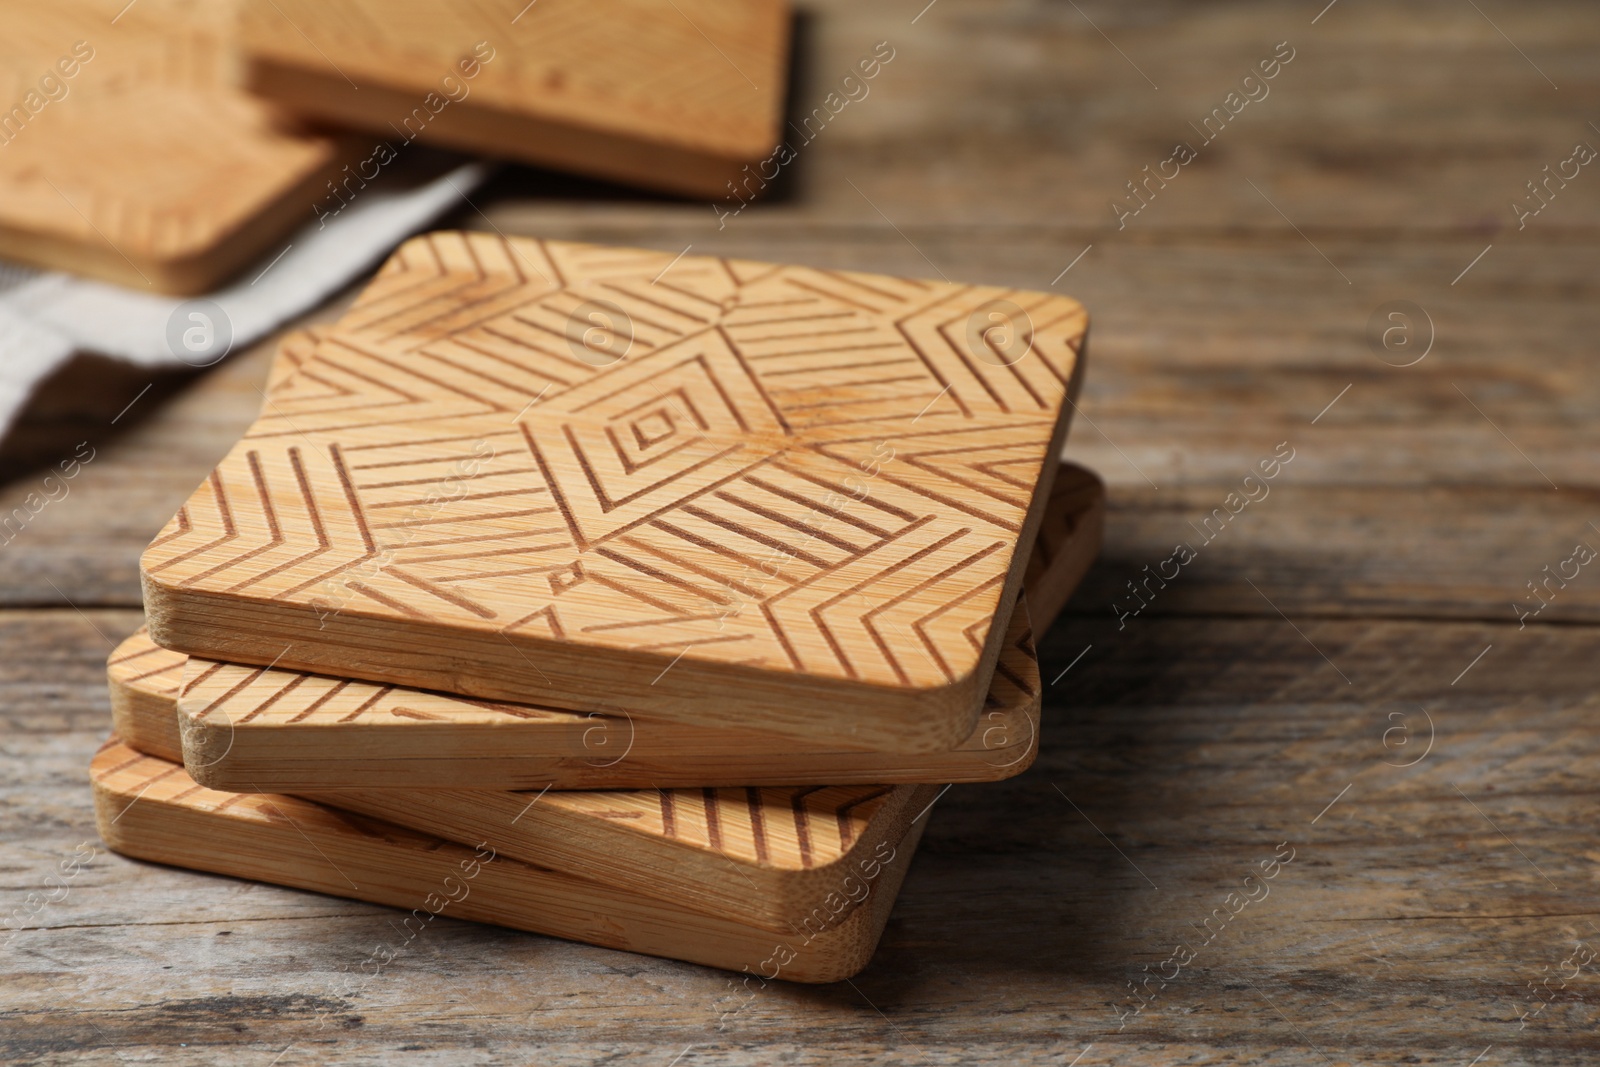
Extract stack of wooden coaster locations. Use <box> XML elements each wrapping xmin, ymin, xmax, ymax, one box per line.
<box><xmin>2</xmin><ymin>0</ymin><xmax>793</xmax><ymax>291</ymax></box>
<box><xmin>94</xmin><ymin>234</ymin><xmax>1099</xmax><ymax>981</ymax></box>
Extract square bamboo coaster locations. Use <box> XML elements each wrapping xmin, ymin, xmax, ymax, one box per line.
<box><xmin>111</xmin><ymin>337</ymin><xmax>1096</xmax><ymax>930</ymax></box>
<box><xmin>107</xmin><ymin>458</ymin><xmax>1094</xmax><ymax>928</ymax></box>
<box><xmin>120</xmin><ymin>331</ymin><xmax>1101</xmax><ymax>791</ymax></box>
<box><xmin>141</xmin><ymin>233</ymin><xmax>1089</xmax><ymax>752</ymax></box>
<box><xmin>91</xmin><ymin>739</ymin><xmax>922</xmax><ymax>982</ymax></box>
<box><xmin>0</xmin><ymin>0</ymin><xmax>347</xmax><ymax>293</ymax></box>
<box><xmin>237</xmin><ymin>0</ymin><xmax>791</xmax><ymax>198</ymax></box>
<box><xmin>101</xmin><ymin>669</ymin><xmax>939</xmax><ymax>934</ymax></box>
<box><xmin>146</xmin><ymin>461</ymin><xmax>1099</xmax><ymax>790</ymax></box>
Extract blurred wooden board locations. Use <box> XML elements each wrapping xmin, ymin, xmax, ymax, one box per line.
<box><xmin>238</xmin><ymin>0</ymin><xmax>790</xmax><ymax>198</ymax></box>
<box><xmin>0</xmin><ymin>0</ymin><xmax>347</xmax><ymax>293</ymax></box>
<box><xmin>91</xmin><ymin>738</ymin><xmax>924</xmax><ymax>982</ymax></box>
<box><xmin>141</xmin><ymin>233</ymin><xmax>1088</xmax><ymax>753</ymax></box>
<box><xmin>155</xmin><ymin>461</ymin><xmax>1099</xmax><ymax>790</ymax></box>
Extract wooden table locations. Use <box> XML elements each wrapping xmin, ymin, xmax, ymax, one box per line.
<box><xmin>4</xmin><ymin>2</ymin><xmax>1598</xmax><ymax>1063</ymax></box>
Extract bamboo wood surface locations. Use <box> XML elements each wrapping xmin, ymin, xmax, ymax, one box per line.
<box><xmin>237</xmin><ymin>0</ymin><xmax>791</xmax><ymax>198</ymax></box>
<box><xmin>157</xmin><ymin>461</ymin><xmax>1098</xmax><ymax>791</ymax></box>
<box><xmin>90</xmin><ymin>738</ymin><xmax>927</xmax><ymax>983</ymax></box>
<box><xmin>5</xmin><ymin>0</ymin><xmax>1600</xmax><ymax>1063</ymax></box>
<box><xmin>140</xmin><ymin>234</ymin><xmax>1088</xmax><ymax>754</ymax></box>
<box><xmin>104</xmin><ymin>660</ymin><xmax>940</xmax><ymax>932</ymax></box>
<box><xmin>0</xmin><ymin>0</ymin><xmax>347</xmax><ymax>293</ymax></box>
<box><xmin>101</xmin><ymin>455</ymin><xmax>1093</xmax><ymax>931</ymax></box>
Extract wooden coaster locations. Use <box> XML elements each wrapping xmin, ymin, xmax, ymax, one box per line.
<box><xmin>120</xmin><ymin>331</ymin><xmax>1101</xmax><ymax>792</ymax></box>
<box><xmin>163</xmin><ymin>461</ymin><xmax>1099</xmax><ymax>790</ymax></box>
<box><xmin>141</xmin><ymin>234</ymin><xmax>1089</xmax><ymax>752</ymax></box>
<box><xmin>238</xmin><ymin>0</ymin><xmax>791</xmax><ymax>198</ymax></box>
<box><xmin>109</xmin><ymin>322</ymin><xmax>1096</xmax><ymax>930</ymax></box>
<box><xmin>0</xmin><ymin>2</ymin><xmax>347</xmax><ymax>293</ymax></box>
<box><xmin>91</xmin><ymin>739</ymin><xmax>923</xmax><ymax>982</ymax></box>
<box><xmin>103</xmin><ymin>663</ymin><xmax>938</xmax><ymax>933</ymax></box>
<box><xmin>116</xmin><ymin>459</ymin><xmax>1098</xmax><ymax>787</ymax></box>
<box><xmin>264</xmin><ymin>323</ymin><xmax>326</xmax><ymax>391</ymax></box>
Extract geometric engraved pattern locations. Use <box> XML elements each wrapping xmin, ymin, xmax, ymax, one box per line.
<box><xmin>238</xmin><ymin>0</ymin><xmax>790</xmax><ymax>197</ymax></box>
<box><xmin>102</xmin><ymin>664</ymin><xmax>933</xmax><ymax>931</ymax></box>
<box><xmin>142</xmin><ymin>234</ymin><xmax>1088</xmax><ymax>751</ymax></box>
<box><xmin>169</xmin><ymin>592</ymin><xmax>1044</xmax><ymax>792</ymax></box>
<box><xmin>0</xmin><ymin>1</ymin><xmax>345</xmax><ymax>293</ymax></box>
<box><xmin>91</xmin><ymin>738</ymin><xmax>930</xmax><ymax>980</ymax></box>
<box><xmin>113</xmin><ymin>459</ymin><xmax>1102</xmax><ymax>792</ymax></box>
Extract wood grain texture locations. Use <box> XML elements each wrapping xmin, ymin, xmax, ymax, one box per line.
<box><xmin>156</xmin><ymin>461</ymin><xmax>1098</xmax><ymax>790</ymax></box>
<box><xmin>7</xmin><ymin>0</ymin><xmax>1600</xmax><ymax>1061</ymax></box>
<box><xmin>238</xmin><ymin>0</ymin><xmax>791</xmax><ymax>198</ymax></box>
<box><xmin>141</xmin><ymin>233</ymin><xmax>1088</xmax><ymax>753</ymax></box>
<box><xmin>103</xmin><ymin>460</ymin><xmax>1094</xmax><ymax>929</ymax></box>
<box><xmin>103</xmin><ymin>334</ymin><xmax>1095</xmax><ymax>934</ymax></box>
<box><xmin>0</xmin><ymin>0</ymin><xmax>348</xmax><ymax>293</ymax></box>
<box><xmin>106</xmin><ymin>653</ymin><xmax>939</xmax><ymax>930</ymax></box>
<box><xmin>262</xmin><ymin>323</ymin><xmax>327</xmax><ymax>393</ymax></box>
<box><xmin>90</xmin><ymin>738</ymin><xmax>925</xmax><ymax>982</ymax></box>
<box><xmin>9</xmin><ymin>609</ymin><xmax>1600</xmax><ymax>1065</ymax></box>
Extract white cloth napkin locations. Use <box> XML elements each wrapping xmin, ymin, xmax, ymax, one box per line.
<box><xmin>0</xmin><ymin>161</ymin><xmax>491</xmax><ymax>440</ymax></box>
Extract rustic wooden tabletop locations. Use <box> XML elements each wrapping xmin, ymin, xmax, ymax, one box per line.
<box><xmin>4</xmin><ymin>2</ymin><xmax>1598</xmax><ymax>1064</ymax></box>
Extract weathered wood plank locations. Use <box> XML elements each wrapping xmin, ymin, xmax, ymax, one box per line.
<box><xmin>4</xmin><ymin>611</ymin><xmax>1597</xmax><ymax>1063</ymax></box>
<box><xmin>491</xmin><ymin>0</ymin><xmax>1600</xmax><ymax>232</ymax></box>
<box><xmin>1084</xmin><ymin>485</ymin><xmax>1600</xmax><ymax>624</ymax></box>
